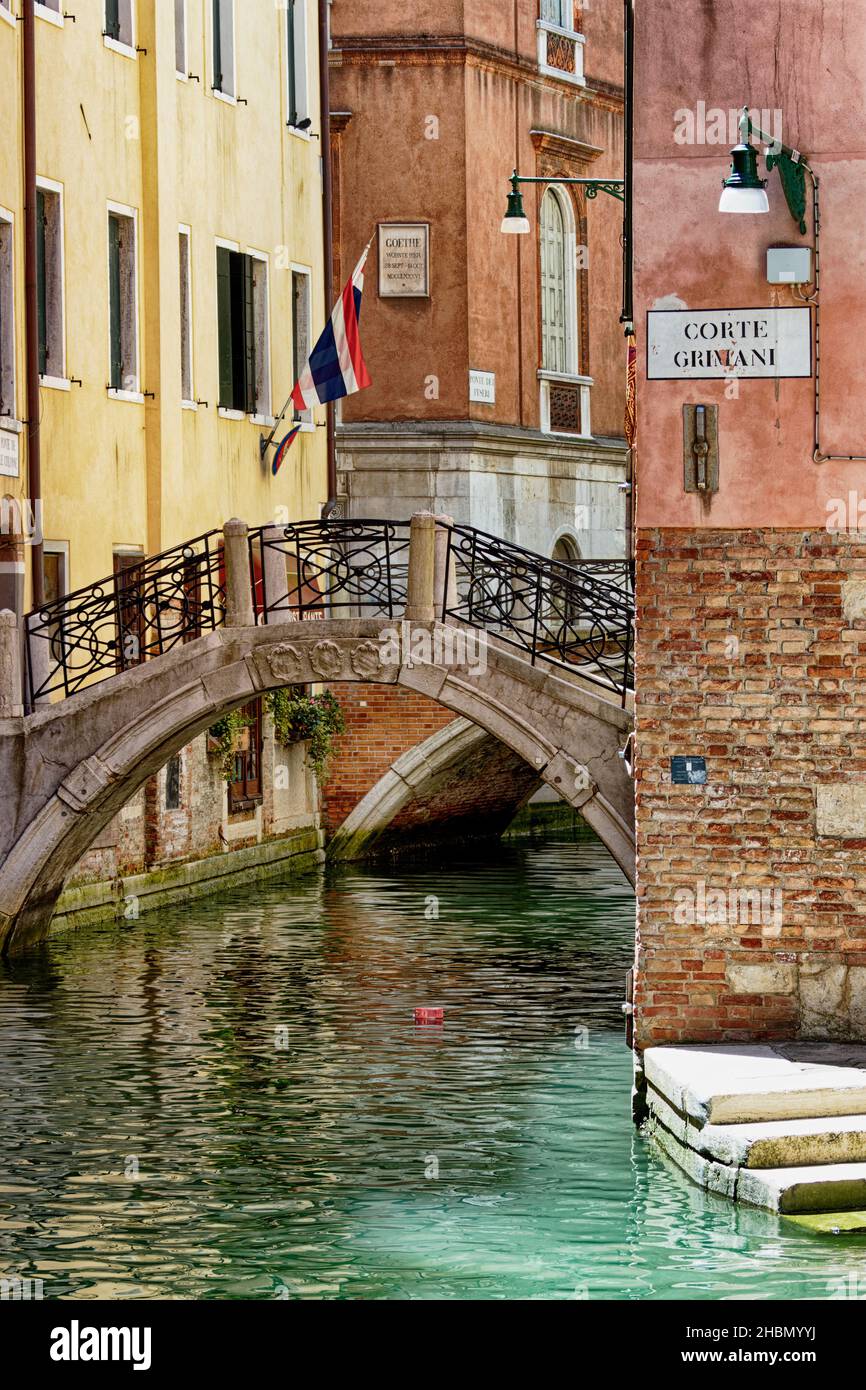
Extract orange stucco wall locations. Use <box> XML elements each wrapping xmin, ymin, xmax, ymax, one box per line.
<box><xmin>635</xmin><ymin>0</ymin><xmax>866</xmax><ymax>528</ymax></box>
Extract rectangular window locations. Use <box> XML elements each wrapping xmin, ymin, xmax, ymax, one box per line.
<box><xmin>251</xmin><ymin>255</ymin><xmax>270</xmax><ymax>417</ymax></box>
<box><xmin>540</xmin><ymin>0</ymin><xmax>572</xmax><ymax>26</ymax></box>
<box><xmin>113</xmin><ymin>549</ymin><xmax>145</xmax><ymax>670</ymax></box>
<box><xmin>165</xmin><ymin>753</ymin><xmax>182</xmax><ymax>810</ymax></box>
<box><xmin>42</xmin><ymin>543</ymin><xmax>68</xmax><ymax>663</ymax></box>
<box><xmin>212</xmin><ymin>0</ymin><xmax>234</xmax><ymax>98</ymax></box>
<box><xmin>286</xmin><ymin>0</ymin><xmax>309</xmax><ymax>128</ymax></box>
<box><xmin>105</xmin><ymin>0</ymin><xmax>134</xmax><ymax>47</ymax></box>
<box><xmin>291</xmin><ymin>269</ymin><xmax>311</xmax><ymax>424</ymax></box>
<box><xmin>108</xmin><ymin>208</ymin><xmax>138</xmax><ymax>394</ymax></box>
<box><xmin>36</xmin><ymin>184</ymin><xmax>64</xmax><ymax>382</ymax></box>
<box><xmin>179</xmin><ymin>226</ymin><xmax>193</xmax><ymax>402</ymax></box>
<box><xmin>228</xmin><ymin>699</ymin><xmax>263</xmax><ymax>812</ymax></box>
<box><xmin>0</xmin><ymin>214</ymin><xmax>13</xmax><ymax>420</ymax></box>
<box><xmin>217</xmin><ymin>246</ymin><xmax>268</xmax><ymax>415</ymax></box>
<box><xmin>174</xmin><ymin>0</ymin><xmax>186</xmax><ymax>76</ymax></box>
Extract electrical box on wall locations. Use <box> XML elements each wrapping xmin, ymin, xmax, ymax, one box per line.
<box><xmin>766</xmin><ymin>246</ymin><xmax>812</xmax><ymax>285</ymax></box>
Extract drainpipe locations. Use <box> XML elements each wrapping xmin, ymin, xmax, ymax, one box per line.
<box><xmin>319</xmin><ymin>0</ymin><xmax>337</xmax><ymax>518</ymax></box>
<box><xmin>23</xmin><ymin>0</ymin><xmax>43</xmax><ymax>609</ymax></box>
<box><xmin>623</xmin><ymin>0</ymin><xmax>635</xmax><ymax>577</ymax></box>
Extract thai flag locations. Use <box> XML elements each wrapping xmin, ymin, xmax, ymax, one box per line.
<box><xmin>291</xmin><ymin>243</ymin><xmax>372</xmax><ymax>412</ymax></box>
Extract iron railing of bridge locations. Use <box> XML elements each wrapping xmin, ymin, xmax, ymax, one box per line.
<box><xmin>249</xmin><ymin>519</ymin><xmax>410</xmax><ymax>622</ymax></box>
<box><xmin>21</xmin><ymin>518</ymin><xmax>633</xmax><ymax>707</ymax></box>
<box><xmin>441</xmin><ymin>524</ymin><xmax>634</xmax><ymax>705</ymax></box>
<box><xmin>24</xmin><ymin>530</ymin><xmax>225</xmax><ymax>705</ymax></box>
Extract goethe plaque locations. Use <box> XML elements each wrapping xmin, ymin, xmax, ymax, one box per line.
<box><xmin>378</xmin><ymin>224</ymin><xmax>430</xmax><ymax>298</ymax></box>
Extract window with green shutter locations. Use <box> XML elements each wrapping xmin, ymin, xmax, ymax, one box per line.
<box><xmin>107</xmin><ymin>209</ymin><xmax>137</xmax><ymax>394</ymax></box>
<box><xmin>36</xmin><ymin>190</ymin><xmax>47</xmax><ymax>377</ymax></box>
<box><xmin>212</xmin><ymin>0</ymin><xmax>234</xmax><ymax>96</ymax></box>
<box><xmin>108</xmin><ymin>214</ymin><xmax>123</xmax><ymax>389</ymax></box>
<box><xmin>105</xmin><ymin>0</ymin><xmax>120</xmax><ymax>41</ymax></box>
<box><xmin>216</xmin><ymin>246</ymin><xmax>261</xmax><ymax>414</ymax></box>
<box><xmin>286</xmin><ymin>0</ymin><xmax>297</xmax><ymax>126</ymax></box>
<box><xmin>36</xmin><ymin>185</ymin><xmax>64</xmax><ymax>381</ymax></box>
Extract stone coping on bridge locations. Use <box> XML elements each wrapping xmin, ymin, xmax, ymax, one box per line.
<box><xmin>0</xmin><ymin>616</ymin><xmax>635</xmax><ymax>954</ymax></box>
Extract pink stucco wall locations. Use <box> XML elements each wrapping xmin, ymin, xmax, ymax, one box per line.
<box><xmin>635</xmin><ymin>0</ymin><xmax>866</xmax><ymax>528</ymax></box>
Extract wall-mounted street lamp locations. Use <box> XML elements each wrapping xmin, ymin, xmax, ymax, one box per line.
<box><xmin>500</xmin><ymin>169</ymin><xmax>631</xmax><ymax>330</ymax></box>
<box><xmin>500</xmin><ymin>169</ymin><xmax>625</xmax><ymax>235</ymax></box>
<box><xmin>719</xmin><ymin>107</ymin><xmax>809</xmax><ymax>234</ymax></box>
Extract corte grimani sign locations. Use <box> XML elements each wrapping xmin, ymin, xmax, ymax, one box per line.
<box><xmin>647</xmin><ymin>306</ymin><xmax>812</xmax><ymax>380</ymax></box>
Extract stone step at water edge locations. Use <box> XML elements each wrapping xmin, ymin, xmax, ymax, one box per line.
<box><xmin>648</xmin><ymin>1114</ymin><xmax>866</xmax><ymax>1214</ymax></box>
<box><xmin>647</xmin><ymin>1084</ymin><xmax>866</xmax><ymax>1169</ymax></box>
<box><xmin>644</xmin><ymin>1044</ymin><xmax>866</xmax><ymax>1125</ymax></box>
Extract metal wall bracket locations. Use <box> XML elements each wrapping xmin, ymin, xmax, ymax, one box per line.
<box><xmin>683</xmin><ymin>403</ymin><xmax>719</xmax><ymax>494</ymax></box>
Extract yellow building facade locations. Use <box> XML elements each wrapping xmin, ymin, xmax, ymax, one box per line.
<box><xmin>0</xmin><ymin>0</ymin><xmax>327</xmax><ymax>606</ymax></box>
<box><xmin>0</xmin><ymin>0</ymin><xmax>330</xmax><ymax>923</ymax></box>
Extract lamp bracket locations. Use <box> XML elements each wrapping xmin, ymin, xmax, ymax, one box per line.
<box><xmin>765</xmin><ymin>148</ymin><xmax>808</xmax><ymax>234</ymax></box>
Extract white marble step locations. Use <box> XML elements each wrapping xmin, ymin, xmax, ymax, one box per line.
<box><xmin>644</xmin><ymin>1044</ymin><xmax>866</xmax><ymax>1124</ymax></box>
<box><xmin>648</xmin><ymin>1086</ymin><xmax>866</xmax><ymax>1168</ymax></box>
<box><xmin>649</xmin><ymin>1115</ymin><xmax>866</xmax><ymax>1213</ymax></box>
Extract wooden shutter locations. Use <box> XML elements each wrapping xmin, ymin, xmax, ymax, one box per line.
<box><xmin>286</xmin><ymin>0</ymin><xmax>297</xmax><ymax>125</ymax></box>
<box><xmin>212</xmin><ymin>0</ymin><xmax>222</xmax><ymax>91</ymax></box>
<box><xmin>36</xmin><ymin>190</ymin><xmax>47</xmax><ymax>377</ymax></box>
<box><xmin>540</xmin><ymin>191</ymin><xmax>567</xmax><ymax>374</ymax></box>
<box><xmin>108</xmin><ymin>214</ymin><xmax>123</xmax><ymax>390</ymax></box>
<box><xmin>243</xmin><ymin>254</ymin><xmax>256</xmax><ymax>414</ymax></box>
<box><xmin>105</xmin><ymin>0</ymin><xmax>120</xmax><ymax>41</ymax></box>
<box><xmin>113</xmin><ymin>552</ymin><xmax>145</xmax><ymax>670</ymax></box>
<box><xmin>216</xmin><ymin>245</ymin><xmax>234</xmax><ymax>408</ymax></box>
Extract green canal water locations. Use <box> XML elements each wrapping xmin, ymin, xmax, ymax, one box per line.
<box><xmin>1</xmin><ymin>829</ymin><xmax>865</xmax><ymax>1301</ymax></box>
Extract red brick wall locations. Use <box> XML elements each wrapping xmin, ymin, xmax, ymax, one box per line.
<box><xmin>635</xmin><ymin>527</ymin><xmax>866</xmax><ymax>1048</ymax></box>
<box><xmin>321</xmin><ymin>684</ymin><xmax>457</xmax><ymax>833</ymax></box>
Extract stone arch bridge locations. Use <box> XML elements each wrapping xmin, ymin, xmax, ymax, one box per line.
<box><xmin>0</xmin><ymin>515</ymin><xmax>634</xmax><ymax>954</ymax></box>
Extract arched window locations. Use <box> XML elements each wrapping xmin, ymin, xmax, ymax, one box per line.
<box><xmin>540</xmin><ymin>188</ymin><xmax>579</xmax><ymax>377</ymax></box>
<box><xmin>552</xmin><ymin>534</ymin><xmax>581</xmax><ymax>566</ymax></box>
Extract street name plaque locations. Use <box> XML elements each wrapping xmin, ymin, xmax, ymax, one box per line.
<box><xmin>378</xmin><ymin>223</ymin><xmax>430</xmax><ymax>298</ymax></box>
<box><xmin>0</xmin><ymin>429</ymin><xmax>19</xmax><ymax>478</ymax></box>
<box><xmin>647</xmin><ymin>306</ymin><xmax>812</xmax><ymax>380</ymax></box>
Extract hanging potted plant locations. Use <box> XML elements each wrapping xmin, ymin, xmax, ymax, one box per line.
<box><xmin>266</xmin><ymin>688</ymin><xmax>346</xmax><ymax>781</ymax></box>
<box><xmin>207</xmin><ymin>708</ymin><xmax>254</xmax><ymax>782</ymax></box>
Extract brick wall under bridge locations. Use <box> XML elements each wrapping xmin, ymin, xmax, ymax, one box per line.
<box><xmin>321</xmin><ymin>683</ymin><xmax>543</xmax><ymax>856</ymax></box>
<box><xmin>635</xmin><ymin>527</ymin><xmax>866</xmax><ymax>1048</ymax></box>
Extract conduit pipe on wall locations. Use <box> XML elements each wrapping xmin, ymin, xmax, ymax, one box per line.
<box><xmin>319</xmin><ymin>0</ymin><xmax>338</xmax><ymax>516</ymax></box>
<box><xmin>23</xmin><ymin>0</ymin><xmax>43</xmax><ymax>608</ymax></box>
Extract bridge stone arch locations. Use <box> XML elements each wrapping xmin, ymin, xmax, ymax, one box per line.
<box><xmin>0</xmin><ymin>618</ymin><xmax>634</xmax><ymax>954</ymax></box>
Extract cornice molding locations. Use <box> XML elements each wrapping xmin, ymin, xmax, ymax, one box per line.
<box><xmin>330</xmin><ymin>34</ymin><xmax>624</xmax><ymax>112</ymax></box>
<box><xmin>530</xmin><ymin>129</ymin><xmax>604</xmax><ymax>164</ymax></box>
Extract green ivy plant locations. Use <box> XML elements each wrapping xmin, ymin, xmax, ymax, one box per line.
<box><xmin>207</xmin><ymin>708</ymin><xmax>253</xmax><ymax>783</ymax></box>
<box><xmin>266</xmin><ymin>688</ymin><xmax>346</xmax><ymax>782</ymax></box>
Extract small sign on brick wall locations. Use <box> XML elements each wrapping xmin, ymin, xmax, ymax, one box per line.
<box><xmin>671</xmin><ymin>755</ymin><xmax>707</xmax><ymax>785</ymax></box>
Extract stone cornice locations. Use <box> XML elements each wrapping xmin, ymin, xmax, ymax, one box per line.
<box><xmin>530</xmin><ymin>129</ymin><xmax>604</xmax><ymax>165</ymax></box>
<box><xmin>330</xmin><ymin>34</ymin><xmax>624</xmax><ymax>113</ymax></box>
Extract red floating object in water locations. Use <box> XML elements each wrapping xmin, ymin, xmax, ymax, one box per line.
<box><xmin>414</xmin><ymin>1007</ymin><xmax>444</xmax><ymax>1024</ymax></box>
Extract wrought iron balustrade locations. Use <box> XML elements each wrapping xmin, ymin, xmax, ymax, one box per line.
<box><xmin>248</xmin><ymin>519</ymin><xmax>410</xmax><ymax>622</ymax></box>
<box><xmin>25</xmin><ymin>531</ymin><xmax>225</xmax><ymax>705</ymax></box>
<box><xmin>21</xmin><ymin>516</ymin><xmax>633</xmax><ymax>709</ymax></box>
<box><xmin>441</xmin><ymin>524</ymin><xmax>633</xmax><ymax>704</ymax></box>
